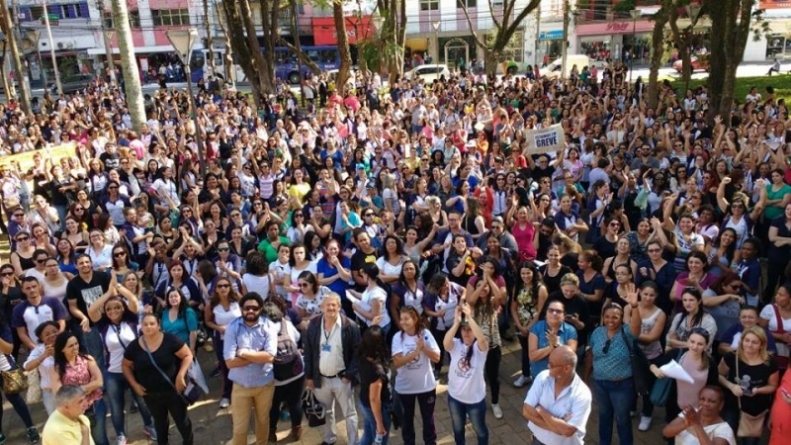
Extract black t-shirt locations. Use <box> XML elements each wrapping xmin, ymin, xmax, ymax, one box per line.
<box><xmin>544</xmin><ymin>291</ymin><xmax>589</xmax><ymax>340</ymax></box>
<box><xmin>100</xmin><ymin>152</ymin><xmax>120</xmax><ymax>171</ymax></box>
<box><xmin>722</xmin><ymin>352</ymin><xmax>777</xmax><ymax>416</ymax></box>
<box><xmin>123</xmin><ymin>333</ymin><xmax>186</xmax><ymax>393</ymax></box>
<box><xmin>592</xmin><ymin>236</ymin><xmax>617</xmax><ymax>260</ymax></box>
<box><xmin>66</xmin><ymin>272</ymin><xmax>111</xmax><ymax>327</ymax></box>
<box><xmin>446</xmin><ymin>252</ymin><xmax>473</xmax><ymax>287</ymax></box>
<box><xmin>358</xmin><ymin>358</ymin><xmax>390</xmax><ymax>408</ymax></box>
<box><xmin>539</xmin><ymin>265</ymin><xmax>573</xmax><ymax>295</ymax></box>
<box><xmin>351</xmin><ymin>247</ymin><xmax>378</xmax><ymax>289</ymax></box>
<box><xmin>50</xmin><ymin>178</ymin><xmax>73</xmax><ymax>206</ymax></box>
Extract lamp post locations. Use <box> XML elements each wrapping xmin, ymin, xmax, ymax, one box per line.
<box><xmin>166</xmin><ymin>28</ymin><xmax>206</xmax><ymax>177</ymax></box>
<box><xmin>42</xmin><ymin>0</ymin><xmax>62</xmax><ymax>95</ymax></box>
<box><xmin>432</xmin><ymin>21</ymin><xmax>440</xmax><ymax>79</ymax></box>
<box><xmin>629</xmin><ymin>9</ymin><xmax>640</xmax><ymax>84</ymax></box>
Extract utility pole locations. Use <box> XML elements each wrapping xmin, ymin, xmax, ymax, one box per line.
<box><xmin>97</xmin><ymin>0</ymin><xmax>117</xmax><ymax>86</ymax></box>
<box><xmin>42</xmin><ymin>0</ymin><xmax>62</xmax><ymax>95</ymax></box>
<box><xmin>1</xmin><ymin>0</ymin><xmax>32</xmax><ymax>112</ymax></box>
<box><xmin>535</xmin><ymin>6</ymin><xmax>541</xmax><ymax>67</ymax></box>
<box><xmin>560</xmin><ymin>0</ymin><xmax>569</xmax><ymax>79</ymax></box>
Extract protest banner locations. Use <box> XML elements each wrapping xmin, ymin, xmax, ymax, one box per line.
<box><xmin>526</xmin><ymin>125</ymin><xmax>565</xmax><ymax>155</ymax></box>
<box><xmin>0</xmin><ymin>142</ymin><xmax>77</xmax><ymax>172</ymax></box>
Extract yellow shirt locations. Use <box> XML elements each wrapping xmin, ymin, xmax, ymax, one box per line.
<box><xmin>42</xmin><ymin>410</ymin><xmax>94</xmax><ymax>445</ymax></box>
<box><xmin>288</xmin><ymin>183</ymin><xmax>311</xmax><ymax>209</ymax></box>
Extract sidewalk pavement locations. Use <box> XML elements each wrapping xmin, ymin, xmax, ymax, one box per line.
<box><xmin>1</xmin><ymin>339</ymin><xmax>673</xmax><ymax>445</ymax></box>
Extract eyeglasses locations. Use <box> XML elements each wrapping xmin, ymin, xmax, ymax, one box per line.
<box><xmin>299</xmin><ymin>282</ymin><xmax>310</xmax><ymax>288</ymax></box>
<box><xmin>609</xmin><ymin>222</ymin><xmax>620</xmax><ymax>227</ymax></box>
<box><xmin>15</xmin><ymin>236</ymin><xmax>29</xmax><ymax>241</ymax></box>
<box><xmin>113</xmin><ymin>251</ymin><xmax>126</xmax><ymax>257</ymax></box>
<box><xmin>217</xmin><ymin>247</ymin><xmax>230</xmax><ymax>252</ymax></box>
<box><xmin>0</xmin><ymin>272</ymin><xmax>13</xmax><ymax>277</ymax></box>
<box><xmin>35</xmin><ymin>259</ymin><xmax>48</xmax><ymax>264</ymax></box>
<box><xmin>547</xmin><ymin>308</ymin><xmax>564</xmax><ymax>315</ymax></box>
<box><xmin>647</xmin><ymin>248</ymin><xmax>661</xmax><ymax>253</ymax></box>
<box><xmin>242</xmin><ymin>305</ymin><xmax>260</xmax><ymax>312</ymax></box>
<box><xmin>253</xmin><ymin>202</ymin><xmax>263</xmax><ymax>206</ymax></box>
<box><xmin>108</xmin><ymin>186</ymin><xmax>118</xmax><ymax>190</ymax></box>
<box><xmin>364</xmin><ymin>213</ymin><xmax>374</xmax><ymax>217</ymax></box>
<box><xmin>105</xmin><ymin>305</ymin><xmax>124</xmax><ymax>312</ymax></box>
<box><xmin>13</xmin><ymin>214</ymin><xmax>23</xmax><ymax>217</ymax></box>
<box><xmin>216</xmin><ymin>283</ymin><xmax>230</xmax><ymax>289</ymax></box>
<box><xmin>75</xmin><ymin>207</ymin><xmax>84</xmax><ymax>211</ymax></box>
<box><xmin>602</xmin><ymin>338</ymin><xmax>612</xmax><ymax>355</ymax></box>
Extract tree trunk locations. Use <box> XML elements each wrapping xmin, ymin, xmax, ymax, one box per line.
<box><xmin>203</xmin><ymin>0</ymin><xmax>215</xmax><ymax>77</ymax></box>
<box><xmin>484</xmin><ymin>48</ymin><xmax>498</xmax><ymax>79</ymax></box>
<box><xmin>667</xmin><ymin>6</ymin><xmax>691</xmax><ymax>93</ymax></box>
<box><xmin>220</xmin><ymin>0</ymin><xmax>265</xmax><ymax>104</ymax></box>
<box><xmin>214</xmin><ymin>6</ymin><xmax>234</xmax><ymax>84</ymax></box>
<box><xmin>333</xmin><ymin>1</ymin><xmax>353</xmax><ymax>96</ymax></box>
<box><xmin>0</xmin><ymin>0</ymin><xmax>31</xmax><ymax>113</ymax></box>
<box><xmin>0</xmin><ymin>40</ymin><xmax>10</xmax><ymax>100</ymax></box>
<box><xmin>110</xmin><ymin>0</ymin><xmax>145</xmax><ymax>128</ymax></box>
<box><xmin>647</xmin><ymin>7</ymin><xmax>668</xmax><ymax>109</ymax></box>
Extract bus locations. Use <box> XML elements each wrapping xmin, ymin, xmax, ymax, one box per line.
<box><xmin>195</xmin><ymin>46</ymin><xmax>341</xmax><ymax>85</ymax></box>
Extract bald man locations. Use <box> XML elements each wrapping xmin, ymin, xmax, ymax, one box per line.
<box><xmin>522</xmin><ymin>346</ymin><xmax>592</xmax><ymax>445</ymax></box>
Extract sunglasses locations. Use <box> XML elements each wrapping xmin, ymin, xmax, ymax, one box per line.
<box><xmin>1</xmin><ymin>272</ymin><xmax>14</xmax><ymax>277</ymax></box>
<box><xmin>216</xmin><ymin>283</ymin><xmax>231</xmax><ymax>289</ymax></box>
<box><xmin>16</xmin><ymin>236</ymin><xmax>29</xmax><ymax>241</ymax></box>
<box><xmin>602</xmin><ymin>338</ymin><xmax>612</xmax><ymax>355</ymax></box>
<box><xmin>113</xmin><ymin>251</ymin><xmax>126</xmax><ymax>257</ymax></box>
<box><xmin>218</xmin><ymin>247</ymin><xmax>230</xmax><ymax>252</ymax></box>
<box><xmin>13</xmin><ymin>214</ymin><xmax>23</xmax><ymax>217</ymax></box>
<box><xmin>242</xmin><ymin>305</ymin><xmax>260</xmax><ymax>312</ymax></box>
<box><xmin>299</xmin><ymin>282</ymin><xmax>310</xmax><ymax>288</ymax></box>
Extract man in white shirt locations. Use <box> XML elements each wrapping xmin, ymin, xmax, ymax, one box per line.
<box><xmin>522</xmin><ymin>346</ymin><xmax>592</xmax><ymax>445</ymax></box>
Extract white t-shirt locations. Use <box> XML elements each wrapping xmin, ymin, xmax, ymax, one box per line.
<box><xmin>103</xmin><ymin>322</ymin><xmax>137</xmax><ymax>373</ymax></box>
<box><xmin>392</xmin><ymin>330</ymin><xmax>439</xmax><ymax>395</ymax></box>
<box><xmin>242</xmin><ymin>274</ymin><xmax>271</xmax><ymax>300</ymax></box>
<box><xmin>376</xmin><ymin>256</ymin><xmax>405</xmax><ymax>279</ymax></box>
<box><xmin>356</xmin><ymin>286</ymin><xmax>390</xmax><ymax>327</ymax></box>
<box><xmin>446</xmin><ymin>338</ymin><xmax>488</xmax><ymax>404</ymax></box>
<box><xmin>24</xmin><ymin>344</ymin><xmax>54</xmax><ymax>389</ymax></box>
<box><xmin>295</xmin><ymin>286</ymin><xmax>332</xmax><ymax>319</ymax></box>
<box><xmin>674</xmin><ymin>421</ymin><xmax>735</xmax><ymax>445</ymax></box>
<box><xmin>268</xmin><ymin>261</ymin><xmax>290</xmax><ymax>296</ymax></box>
<box><xmin>760</xmin><ymin>304</ymin><xmax>791</xmax><ymax>358</ymax></box>
<box><xmin>212</xmin><ymin>302</ymin><xmax>242</xmax><ymax>340</ymax></box>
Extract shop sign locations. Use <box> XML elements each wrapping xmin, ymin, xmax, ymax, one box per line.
<box><xmin>606</xmin><ymin>23</ymin><xmax>630</xmax><ymax>32</ymax></box>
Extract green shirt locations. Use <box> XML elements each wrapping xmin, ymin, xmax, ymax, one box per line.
<box><xmin>257</xmin><ymin>236</ymin><xmax>291</xmax><ymax>263</ymax></box>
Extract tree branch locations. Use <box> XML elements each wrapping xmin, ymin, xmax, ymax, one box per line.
<box><xmin>459</xmin><ymin>1</ymin><xmax>487</xmax><ymax>48</ymax></box>
<box><xmin>275</xmin><ymin>38</ymin><xmax>322</xmax><ymax>74</ymax></box>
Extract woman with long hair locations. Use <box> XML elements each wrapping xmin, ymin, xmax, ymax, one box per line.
<box><xmin>718</xmin><ymin>326</ymin><xmax>779</xmax><ymax>444</ymax></box>
<box><xmin>636</xmin><ymin>239</ymin><xmax>677</xmax><ymax>314</ymax></box>
<box><xmin>204</xmin><ymin>276</ymin><xmax>241</xmax><ymax>409</ymax></box>
<box><xmin>506</xmin><ymin>202</ymin><xmax>538</xmax><ymax>262</ymax></box>
<box><xmin>350</xmin><ymin>264</ymin><xmax>392</xmax><ymax>334</ymax></box>
<box><xmin>626</xmin><ymin>218</ymin><xmax>653</xmax><ymax>265</ymax></box>
<box><xmin>511</xmin><ymin>261</ymin><xmax>547</xmax><ymax>388</ymax></box>
<box><xmin>282</xmin><ymin>242</ymin><xmax>317</xmax><ymax>307</ymax></box>
<box><xmin>41</xmin><ymin>256</ymin><xmax>69</xmax><ymax>302</ymax></box>
<box><xmin>155</xmin><ymin>260</ymin><xmax>201</xmax><ymax>312</ymax></box>
<box><xmin>122</xmin><ymin>314</ymin><xmax>194</xmax><ymax>445</ymax></box>
<box><xmin>388</xmin><ymin>260</ymin><xmax>425</xmax><ymax>329</ymax></box>
<box><xmin>111</xmin><ymin>244</ymin><xmax>139</xmax><ymax>285</ymax></box>
<box><xmin>706</xmin><ymin>228</ymin><xmax>739</xmax><ymax>277</ymax></box>
<box><xmin>356</xmin><ymin>324</ymin><xmax>392</xmax><ymax>445</ymax></box>
<box><xmin>442</xmin><ymin>302</ymin><xmax>489</xmax><ymax>445</ymax></box>
<box><xmin>56</xmin><ymin>238</ymin><xmax>78</xmax><ymax>276</ymax></box>
<box><xmin>667</xmin><ymin>287</ymin><xmax>718</xmax><ymax>352</ymax></box>
<box><xmin>22</xmin><ymin>321</ymin><xmax>59</xmax><ymax>414</ymax></box>
<box><xmin>61</xmin><ymin>216</ymin><xmax>89</xmax><ymax>253</ymax></box>
<box><xmin>264</xmin><ymin>297</ymin><xmax>306</xmax><ymax>442</ymax></box>
<box><xmin>160</xmin><ymin>287</ymin><xmax>198</xmax><ymax>353</ymax></box>
<box><xmin>539</xmin><ymin>245</ymin><xmax>573</xmax><ymax>295</ymax></box>
<box><xmin>392</xmin><ymin>306</ymin><xmax>440</xmax><ymax>445</ymax></box>
<box><xmin>670</xmin><ymin>251</ymin><xmax>716</xmax><ymax>313</ymax></box>
<box><xmin>87</xmin><ymin>285</ymin><xmax>156</xmax><ymax>443</ymax></box>
<box><xmin>759</xmin><ymin>283</ymin><xmax>791</xmax><ymax>377</ymax></box>
<box><xmin>10</xmin><ymin>231</ymin><xmax>36</xmax><ymax>278</ymax></box>
<box><xmin>87</xmin><ymin>228</ymin><xmax>114</xmax><ymax>272</ymax></box>
<box><xmin>316</xmin><ymin>238</ymin><xmax>352</xmax><ymax>300</ymax></box>
<box><xmin>602</xmin><ymin>237</ymin><xmax>637</xmax><ymax>285</ymax></box>
<box><xmin>214</xmin><ymin>239</ymin><xmax>243</xmax><ymax>293</ymax></box>
<box><xmin>467</xmin><ymin>277</ymin><xmax>504</xmax><ymax>419</ymax></box>
<box><xmin>376</xmin><ymin>235</ymin><xmax>408</xmax><ymax>284</ymax></box>
<box><xmin>240</xmin><ymin>251</ymin><xmax>272</xmax><ymax>298</ymax></box>
<box><xmin>628</xmin><ymin>282</ymin><xmax>667</xmax><ymax>432</ymax></box>
<box><xmin>423</xmin><ymin>274</ymin><xmax>464</xmax><ymax>379</ymax></box>
<box><xmin>51</xmin><ymin>331</ymin><xmax>107</xmax><ymax>445</ymax></box>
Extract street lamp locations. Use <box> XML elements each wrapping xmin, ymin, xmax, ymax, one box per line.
<box><xmin>432</xmin><ymin>21</ymin><xmax>441</xmax><ymax>80</ymax></box>
<box><xmin>165</xmin><ymin>28</ymin><xmax>206</xmax><ymax>177</ymax></box>
<box><xmin>629</xmin><ymin>9</ymin><xmax>641</xmax><ymax>84</ymax></box>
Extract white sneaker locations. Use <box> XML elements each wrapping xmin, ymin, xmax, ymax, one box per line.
<box><xmin>219</xmin><ymin>398</ymin><xmax>230</xmax><ymax>409</ymax></box>
<box><xmin>492</xmin><ymin>403</ymin><xmax>503</xmax><ymax>419</ymax></box>
<box><xmin>115</xmin><ymin>436</ymin><xmax>127</xmax><ymax>445</ymax></box>
<box><xmin>638</xmin><ymin>415</ymin><xmax>652</xmax><ymax>431</ymax></box>
<box><xmin>513</xmin><ymin>375</ymin><xmax>530</xmax><ymax>388</ymax></box>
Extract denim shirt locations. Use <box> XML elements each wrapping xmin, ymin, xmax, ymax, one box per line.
<box><xmin>529</xmin><ymin>321</ymin><xmax>578</xmax><ymax>377</ymax></box>
<box><xmin>223</xmin><ymin>316</ymin><xmax>277</xmax><ymax>388</ymax></box>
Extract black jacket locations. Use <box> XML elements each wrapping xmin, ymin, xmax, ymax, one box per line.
<box><xmin>304</xmin><ymin>314</ymin><xmax>361</xmax><ymax>388</ymax></box>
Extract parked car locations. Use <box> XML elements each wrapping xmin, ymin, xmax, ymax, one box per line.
<box><xmin>539</xmin><ymin>55</ymin><xmax>592</xmax><ymax>79</ymax></box>
<box><xmin>673</xmin><ymin>56</ymin><xmax>709</xmax><ymax>73</ymax></box>
<box><xmin>404</xmin><ymin>64</ymin><xmax>451</xmax><ymax>83</ymax></box>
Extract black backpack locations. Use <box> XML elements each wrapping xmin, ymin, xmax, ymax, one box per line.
<box><xmin>273</xmin><ymin>320</ymin><xmax>304</xmax><ymax>381</ymax></box>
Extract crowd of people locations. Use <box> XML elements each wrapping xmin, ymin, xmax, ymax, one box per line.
<box><xmin>0</xmin><ymin>56</ymin><xmax>788</xmax><ymax>445</ymax></box>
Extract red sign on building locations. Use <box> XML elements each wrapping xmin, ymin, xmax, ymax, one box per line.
<box><xmin>312</xmin><ymin>15</ymin><xmax>374</xmax><ymax>46</ymax></box>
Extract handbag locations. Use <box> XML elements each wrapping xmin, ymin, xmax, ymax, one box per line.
<box><xmin>25</xmin><ymin>369</ymin><xmax>42</xmax><ymax>404</ymax></box>
<box><xmin>735</xmin><ymin>354</ymin><xmax>768</xmax><ymax>438</ymax></box>
<box><xmin>649</xmin><ymin>350</ymin><xmax>683</xmax><ymax>407</ymax></box>
<box><xmin>302</xmin><ymin>389</ymin><xmax>327</xmax><ymax>427</ymax></box>
<box><xmin>771</xmin><ymin>304</ymin><xmax>789</xmax><ymax>371</ymax></box>
<box><xmin>141</xmin><ymin>337</ymin><xmax>205</xmax><ymax>405</ymax></box>
<box><xmin>1</xmin><ymin>356</ymin><xmax>29</xmax><ymax>395</ymax></box>
<box><xmin>620</xmin><ymin>328</ymin><xmax>652</xmax><ymax>396</ymax></box>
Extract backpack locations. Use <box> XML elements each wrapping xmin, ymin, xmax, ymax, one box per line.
<box><xmin>273</xmin><ymin>320</ymin><xmax>304</xmax><ymax>382</ymax></box>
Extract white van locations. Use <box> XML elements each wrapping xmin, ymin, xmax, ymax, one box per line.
<box><xmin>539</xmin><ymin>55</ymin><xmax>592</xmax><ymax>79</ymax></box>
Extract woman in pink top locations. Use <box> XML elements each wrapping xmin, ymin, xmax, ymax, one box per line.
<box><xmin>505</xmin><ymin>197</ymin><xmax>537</xmax><ymax>261</ymax></box>
<box><xmin>51</xmin><ymin>331</ymin><xmax>108</xmax><ymax>445</ymax></box>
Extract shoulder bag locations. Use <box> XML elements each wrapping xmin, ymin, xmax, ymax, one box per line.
<box><xmin>649</xmin><ymin>350</ymin><xmax>682</xmax><ymax>407</ymax></box>
<box><xmin>1</xmin><ymin>355</ymin><xmax>28</xmax><ymax>395</ymax></box>
<box><xmin>735</xmin><ymin>355</ymin><xmax>768</xmax><ymax>438</ymax></box>
<box><xmin>141</xmin><ymin>336</ymin><xmax>204</xmax><ymax>405</ymax></box>
<box><xmin>771</xmin><ymin>304</ymin><xmax>789</xmax><ymax>371</ymax></box>
<box><xmin>619</xmin><ymin>328</ymin><xmax>651</xmax><ymax>396</ymax></box>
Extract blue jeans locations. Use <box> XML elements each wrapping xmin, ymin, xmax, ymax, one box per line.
<box><xmin>105</xmin><ymin>371</ymin><xmax>153</xmax><ymax>436</ymax></box>
<box><xmin>447</xmin><ymin>395</ymin><xmax>488</xmax><ymax>445</ymax></box>
<box><xmin>358</xmin><ymin>400</ymin><xmax>391</xmax><ymax>445</ymax></box>
<box><xmin>0</xmin><ymin>374</ymin><xmax>34</xmax><ymax>432</ymax></box>
<box><xmin>594</xmin><ymin>378</ymin><xmax>635</xmax><ymax>445</ymax></box>
<box><xmin>87</xmin><ymin>398</ymin><xmax>110</xmax><ymax>445</ymax></box>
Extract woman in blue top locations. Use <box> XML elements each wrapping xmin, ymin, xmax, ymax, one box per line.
<box><xmin>161</xmin><ymin>287</ymin><xmax>198</xmax><ymax>353</ymax></box>
<box><xmin>589</xmin><ymin>285</ymin><xmax>642</xmax><ymax>445</ymax></box>
<box><xmin>316</xmin><ymin>239</ymin><xmax>352</xmax><ymax>297</ymax></box>
<box><xmin>528</xmin><ymin>299</ymin><xmax>578</xmax><ymax>377</ymax></box>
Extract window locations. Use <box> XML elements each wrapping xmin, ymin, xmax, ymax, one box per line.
<box><xmin>29</xmin><ymin>6</ymin><xmax>44</xmax><ymax>20</ymax></box>
<box><xmin>152</xmin><ymin>9</ymin><xmax>190</xmax><ymax>26</ymax></box>
<box><xmin>129</xmin><ymin>10</ymin><xmax>140</xmax><ymax>28</ymax></box>
<box><xmin>61</xmin><ymin>3</ymin><xmax>87</xmax><ymax>19</ymax></box>
<box><xmin>420</xmin><ymin>0</ymin><xmax>439</xmax><ymax>11</ymax></box>
<box><xmin>456</xmin><ymin>0</ymin><xmax>477</xmax><ymax>8</ymax></box>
